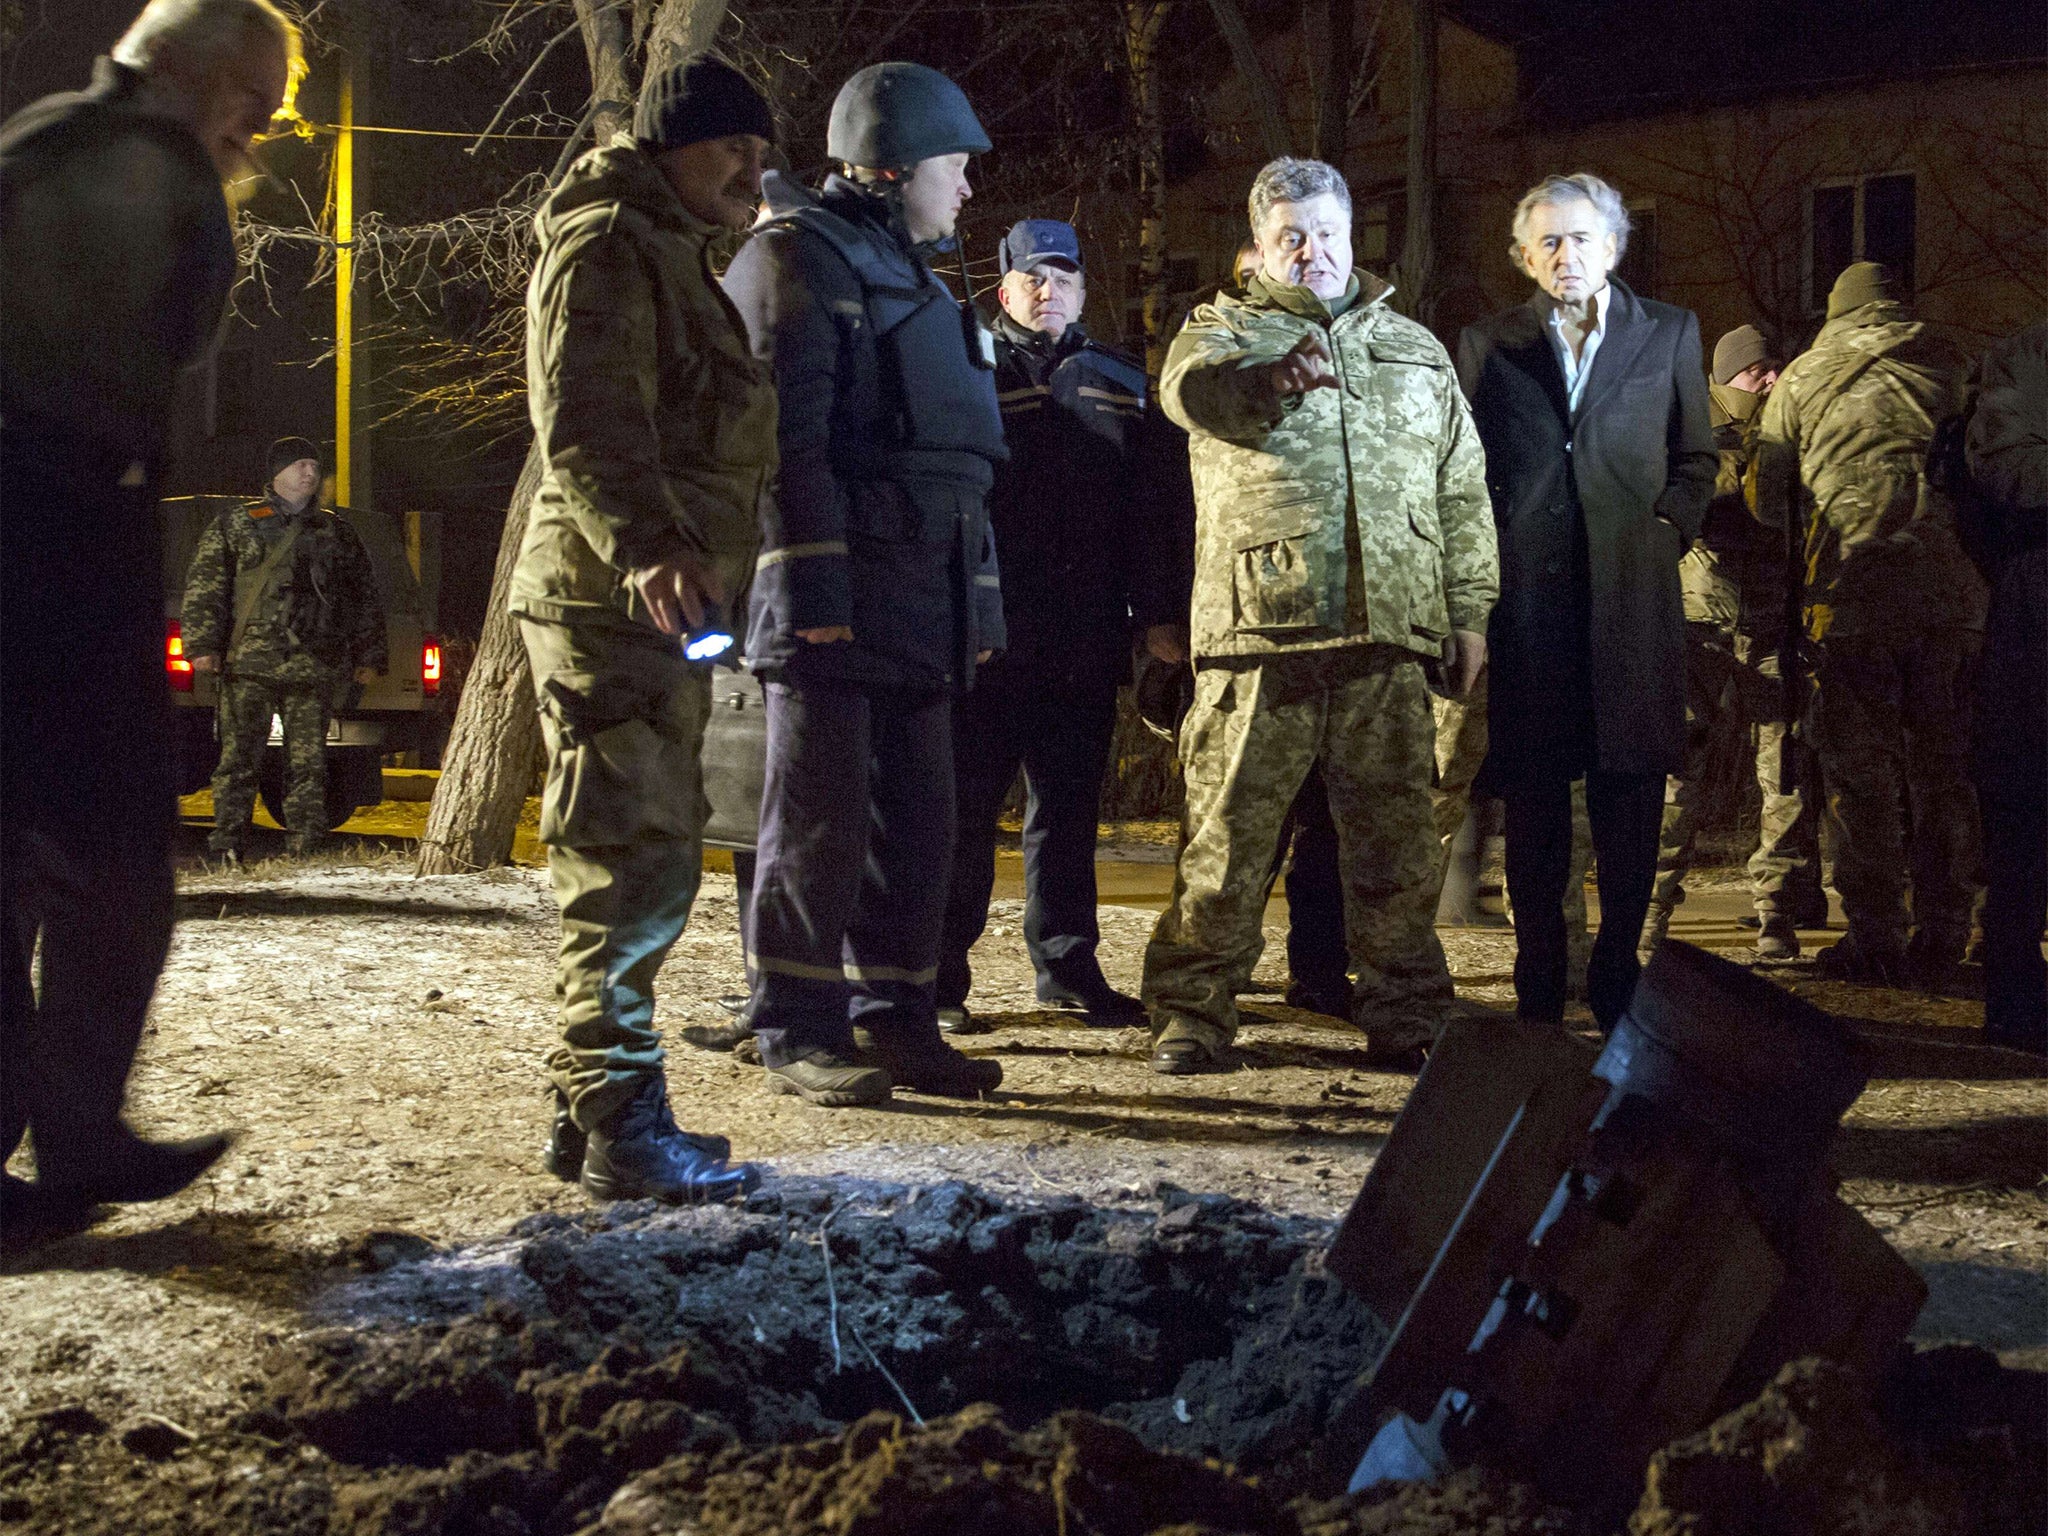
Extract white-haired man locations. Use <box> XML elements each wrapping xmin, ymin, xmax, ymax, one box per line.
<box><xmin>1141</xmin><ymin>156</ymin><xmax>1497</xmax><ymax>1074</ymax></box>
<box><xmin>1457</xmin><ymin>172</ymin><xmax>1715</xmax><ymax>1032</ymax></box>
<box><xmin>0</xmin><ymin>0</ymin><xmax>297</xmax><ymax>1248</ymax></box>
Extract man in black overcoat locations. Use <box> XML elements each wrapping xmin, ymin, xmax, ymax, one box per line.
<box><xmin>1457</xmin><ymin>173</ymin><xmax>1715</xmax><ymax>1029</ymax></box>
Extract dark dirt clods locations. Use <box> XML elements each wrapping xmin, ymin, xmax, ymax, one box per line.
<box><xmin>0</xmin><ymin>1180</ymin><xmax>2039</xmax><ymax>1536</ymax></box>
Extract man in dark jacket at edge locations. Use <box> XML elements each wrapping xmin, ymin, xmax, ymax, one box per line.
<box><xmin>936</xmin><ymin>217</ymin><xmax>1191</xmax><ymax>1035</ymax></box>
<box><xmin>1962</xmin><ymin>322</ymin><xmax>2046</xmax><ymax>1054</ymax></box>
<box><xmin>0</xmin><ymin>0</ymin><xmax>297</xmax><ymax>1249</ymax></box>
<box><xmin>1458</xmin><ymin>172</ymin><xmax>1716</xmax><ymax>1032</ymax></box>
<box><xmin>725</xmin><ymin>63</ymin><xmax>1008</xmax><ymax>1107</ymax></box>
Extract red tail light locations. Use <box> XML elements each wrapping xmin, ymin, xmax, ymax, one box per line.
<box><xmin>165</xmin><ymin>619</ymin><xmax>194</xmax><ymax>691</ymax></box>
<box><xmin>422</xmin><ymin>634</ymin><xmax>442</xmax><ymax>697</ymax></box>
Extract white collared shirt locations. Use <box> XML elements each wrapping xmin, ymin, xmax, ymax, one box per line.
<box><xmin>1545</xmin><ymin>283</ymin><xmax>1611</xmax><ymax>414</ymax></box>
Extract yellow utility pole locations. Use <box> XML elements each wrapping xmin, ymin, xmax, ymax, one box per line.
<box><xmin>335</xmin><ymin>61</ymin><xmax>355</xmax><ymax>506</ymax></box>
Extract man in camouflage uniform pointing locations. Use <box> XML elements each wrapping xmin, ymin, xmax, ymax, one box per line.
<box><xmin>1141</xmin><ymin>157</ymin><xmax>1497</xmax><ymax>1073</ymax></box>
<box><xmin>183</xmin><ymin>435</ymin><xmax>384</xmax><ymax>859</ymax></box>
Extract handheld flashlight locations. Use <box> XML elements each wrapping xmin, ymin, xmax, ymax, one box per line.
<box><xmin>682</xmin><ymin>601</ymin><xmax>736</xmax><ymax>664</ymax></box>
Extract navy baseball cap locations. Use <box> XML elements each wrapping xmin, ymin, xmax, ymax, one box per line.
<box><xmin>1000</xmin><ymin>218</ymin><xmax>1082</xmax><ymax>275</ymax></box>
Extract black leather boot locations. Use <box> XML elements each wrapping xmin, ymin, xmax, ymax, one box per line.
<box><xmin>547</xmin><ymin>1086</ymin><xmax>731</xmax><ymax>1181</ymax></box>
<box><xmin>581</xmin><ymin>1078</ymin><xmax>757</xmax><ymax>1204</ymax></box>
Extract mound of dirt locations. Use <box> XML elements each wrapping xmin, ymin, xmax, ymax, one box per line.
<box><xmin>0</xmin><ymin>1182</ymin><xmax>2038</xmax><ymax>1536</ymax></box>
<box><xmin>1630</xmin><ymin>1348</ymin><xmax>2048</xmax><ymax>1536</ymax></box>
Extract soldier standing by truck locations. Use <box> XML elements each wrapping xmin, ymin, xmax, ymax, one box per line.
<box><xmin>182</xmin><ymin>436</ymin><xmax>386</xmax><ymax>860</ymax></box>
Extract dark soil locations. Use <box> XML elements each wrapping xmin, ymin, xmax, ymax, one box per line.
<box><xmin>3</xmin><ymin>1179</ymin><xmax>2040</xmax><ymax>1536</ymax></box>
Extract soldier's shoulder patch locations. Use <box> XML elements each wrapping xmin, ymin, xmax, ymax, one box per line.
<box><xmin>244</xmin><ymin>500</ymin><xmax>275</xmax><ymax>520</ymax></box>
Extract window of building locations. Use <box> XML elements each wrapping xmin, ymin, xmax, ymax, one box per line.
<box><xmin>1807</xmin><ymin>173</ymin><xmax>1916</xmax><ymax>311</ymax></box>
<box><xmin>1355</xmin><ymin>199</ymin><xmax>1392</xmax><ymax>265</ymax></box>
<box><xmin>1617</xmin><ymin>203</ymin><xmax>1659</xmax><ymax>300</ymax></box>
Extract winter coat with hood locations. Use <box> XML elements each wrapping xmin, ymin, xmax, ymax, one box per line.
<box><xmin>1753</xmin><ymin>300</ymin><xmax>1984</xmax><ymax>640</ymax></box>
<box><xmin>509</xmin><ymin>136</ymin><xmax>777</xmax><ymax>632</ymax></box>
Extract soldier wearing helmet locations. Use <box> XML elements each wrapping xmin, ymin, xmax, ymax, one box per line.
<box><xmin>724</xmin><ymin>62</ymin><xmax>1007</xmax><ymax>1107</ymax></box>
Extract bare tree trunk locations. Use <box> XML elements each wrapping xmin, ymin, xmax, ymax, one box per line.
<box><xmin>416</xmin><ymin>446</ymin><xmax>545</xmax><ymax>873</ymax></box>
<box><xmin>645</xmin><ymin>0</ymin><xmax>731</xmax><ymax>74</ymax></box>
<box><xmin>1202</xmin><ymin>0</ymin><xmax>1291</xmax><ymax>161</ymax></box>
<box><xmin>1312</xmin><ymin>0</ymin><xmax>1355</xmax><ymax>167</ymax></box>
<box><xmin>1122</xmin><ymin>0</ymin><xmax>1176</xmax><ymax>377</ymax></box>
<box><xmin>1398</xmin><ymin>0</ymin><xmax>1437</xmax><ymax>318</ymax></box>
<box><xmin>576</xmin><ymin>0</ymin><xmax>639</xmax><ymax>139</ymax></box>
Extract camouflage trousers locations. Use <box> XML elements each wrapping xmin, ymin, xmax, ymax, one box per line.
<box><xmin>211</xmin><ymin>673</ymin><xmax>332</xmax><ymax>848</ymax></box>
<box><xmin>520</xmin><ymin>616</ymin><xmax>711</xmax><ymax>1132</ymax></box>
<box><xmin>1431</xmin><ymin>674</ymin><xmax>1489</xmax><ymax>849</ymax></box>
<box><xmin>1809</xmin><ymin>629</ymin><xmax>1981</xmax><ymax>957</ymax></box>
<box><xmin>1652</xmin><ymin>625</ymin><xmax>1822</xmax><ymax>918</ymax></box>
<box><xmin>1143</xmin><ymin>648</ymin><xmax>1450</xmax><ymax>1053</ymax></box>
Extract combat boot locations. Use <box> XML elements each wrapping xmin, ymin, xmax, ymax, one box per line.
<box><xmin>679</xmin><ymin>1020</ymin><xmax>752</xmax><ymax>1052</ymax></box>
<box><xmin>1151</xmin><ymin>1016</ymin><xmax>1229</xmax><ymax>1075</ymax></box>
<box><xmin>1753</xmin><ymin>913</ymin><xmax>1801</xmax><ymax>964</ymax></box>
<box><xmin>0</xmin><ymin>1174</ymin><xmax>98</xmax><ymax>1260</ymax></box>
<box><xmin>545</xmin><ymin>1086</ymin><xmax>728</xmax><ymax>1180</ymax></box>
<box><xmin>542</xmin><ymin>1088</ymin><xmax>585</xmax><ymax>1181</ymax></box>
<box><xmin>763</xmin><ymin>1048</ymin><xmax>892</xmax><ymax>1106</ymax></box>
<box><xmin>580</xmin><ymin>1077</ymin><xmax>757</xmax><ymax>1204</ymax></box>
<box><xmin>855</xmin><ymin>1029</ymin><xmax>1002</xmax><ymax>1098</ymax></box>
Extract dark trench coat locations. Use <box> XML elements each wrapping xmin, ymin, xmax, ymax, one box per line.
<box><xmin>1457</xmin><ymin>281</ymin><xmax>1716</xmax><ymax>783</ymax></box>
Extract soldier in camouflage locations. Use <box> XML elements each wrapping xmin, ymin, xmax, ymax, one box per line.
<box><xmin>1644</xmin><ymin>325</ymin><xmax>1826</xmax><ymax>963</ymax></box>
<box><xmin>182</xmin><ymin>436</ymin><xmax>384</xmax><ymax>859</ymax></box>
<box><xmin>1142</xmin><ymin>157</ymin><xmax>1497</xmax><ymax>1073</ymax></box>
<box><xmin>1754</xmin><ymin>262</ymin><xmax>1985</xmax><ymax>985</ymax></box>
<box><xmin>510</xmin><ymin>59</ymin><xmax>777</xmax><ymax>1203</ymax></box>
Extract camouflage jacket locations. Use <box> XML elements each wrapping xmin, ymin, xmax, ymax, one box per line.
<box><xmin>1678</xmin><ymin>382</ymin><xmax>1787</xmax><ymax>650</ymax></box>
<box><xmin>181</xmin><ymin>495</ymin><xmax>387</xmax><ymax>683</ymax></box>
<box><xmin>510</xmin><ymin>137</ymin><xmax>776</xmax><ymax>629</ymax></box>
<box><xmin>1754</xmin><ymin>302</ymin><xmax>1985</xmax><ymax>639</ymax></box>
<box><xmin>1160</xmin><ymin>270</ymin><xmax>1495</xmax><ymax>662</ymax></box>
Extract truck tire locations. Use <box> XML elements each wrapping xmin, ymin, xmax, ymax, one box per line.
<box><xmin>258</xmin><ymin>746</ymin><xmax>383</xmax><ymax>831</ymax></box>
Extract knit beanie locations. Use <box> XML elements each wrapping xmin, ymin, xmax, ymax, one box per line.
<box><xmin>1826</xmin><ymin>261</ymin><xmax>1902</xmax><ymax>320</ymax></box>
<box><xmin>1711</xmin><ymin>325</ymin><xmax>1779</xmax><ymax>386</ymax></box>
<box><xmin>634</xmin><ymin>57</ymin><xmax>773</xmax><ymax>153</ymax></box>
<box><xmin>266</xmin><ymin>435</ymin><xmax>322</xmax><ymax>481</ymax></box>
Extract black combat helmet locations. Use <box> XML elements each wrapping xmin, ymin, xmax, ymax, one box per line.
<box><xmin>826</xmin><ymin>62</ymin><xmax>990</xmax><ymax>169</ymax></box>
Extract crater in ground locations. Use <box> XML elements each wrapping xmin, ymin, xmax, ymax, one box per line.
<box><xmin>3</xmin><ymin>1179</ymin><xmax>2040</xmax><ymax>1536</ymax></box>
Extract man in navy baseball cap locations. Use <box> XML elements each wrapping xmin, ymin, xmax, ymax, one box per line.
<box><xmin>936</xmin><ymin>213</ymin><xmax>1192</xmax><ymax>1035</ymax></box>
<box><xmin>999</xmin><ymin>217</ymin><xmax>1082</xmax><ymax>277</ymax></box>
